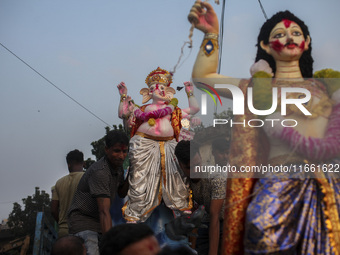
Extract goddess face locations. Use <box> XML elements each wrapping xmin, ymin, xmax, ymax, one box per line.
<box><xmin>260</xmin><ymin>19</ymin><xmax>310</xmax><ymax>61</ymax></box>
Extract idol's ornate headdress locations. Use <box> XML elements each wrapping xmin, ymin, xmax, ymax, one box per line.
<box><xmin>145</xmin><ymin>67</ymin><xmax>173</xmax><ymax>87</ymax></box>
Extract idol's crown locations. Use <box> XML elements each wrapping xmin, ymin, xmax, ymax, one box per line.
<box><xmin>145</xmin><ymin>67</ymin><xmax>173</xmax><ymax>87</ymax></box>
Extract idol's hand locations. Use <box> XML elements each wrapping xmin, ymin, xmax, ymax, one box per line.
<box><xmin>117</xmin><ymin>82</ymin><xmax>128</xmax><ymax>96</ymax></box>
<box><xmin>188</xmin><ymin>0</ymin><xmax>219</xmax><ymax>34</ymax></box>
<box><xmin>184</xmin><ymin>81</ymin><xmax>194</xmax><ymax>94</ymax></box>
<box><xmin>126</xmin><ymin>96</ymin><xmax>135</xmax><ymax>112</ymax></box>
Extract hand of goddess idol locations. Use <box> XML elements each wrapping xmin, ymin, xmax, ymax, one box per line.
<box><xmin>188</xmin><ymin>0</ymin><xmax>219</xmax><ymax>34</ymax></box>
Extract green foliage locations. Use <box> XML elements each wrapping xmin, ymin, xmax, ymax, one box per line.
<box><xmin>213</xmin><ymin>108</ymin><xmax>233</xmax><ymax>120</ymax></box>
<box><xmin>193</xmin><ymin>109</ymin><xmax>233</xmax><ymax>132</ymax></box>
<box><xmin>84</xmin><ymin>157</ymin><xmax>95</xmax><ymax>170</ymax></box>
<box><xmin>7</xmin><ymin>187</ymin><xmax>52</xmax><ymax>252</ymax></box>
<box><xmin>90</xmin><ymin>126</ymin><xmax>111</xmax><ymax>161</ymax></box>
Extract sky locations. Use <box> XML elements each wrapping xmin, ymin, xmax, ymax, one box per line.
<box><xmin>1</xmin><ymin>0</ymin><xmax>340</xmax><ymax>220</ymax></box>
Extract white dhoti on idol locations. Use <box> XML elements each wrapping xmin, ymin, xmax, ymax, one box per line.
<box><xmin>123</xmin><ymin>132</ymin><xmax>192</xmax><ymax>222</ymax></box>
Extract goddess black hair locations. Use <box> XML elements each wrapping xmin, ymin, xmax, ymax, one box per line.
<box><xmin>255</xmin><ymin>10</ymin><xmax>314</xmax><ymax>77</ymax></box>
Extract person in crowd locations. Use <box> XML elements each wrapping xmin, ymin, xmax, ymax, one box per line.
<box><xmin>99</xmin><ymin>223</ymin><xmax>160</xmax><ymax>255</ymax></box>
<box><xmin>51</xmin><ymin>149</ymin><xmax>85</xmax><ymax>238</ymax></box>
<box><xmin>175</xmin><ymin>139</ymin><xmax>228</xmax><ymax>255</ymax></box>
<box><xmin>51</xmin><ymin>235</ymin><xmax>86</xmax><ymax>255</ymax></box>
<box><xmin>68</xmin><ymin>130</ymin><xmax>129</xmax><ymax>255</ymax></box>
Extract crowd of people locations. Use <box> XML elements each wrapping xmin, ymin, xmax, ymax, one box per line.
<box><xmin>51</xmin><ymin>130</ymin><xmax>229</xmax><ymax>255</ymax></box>
<box><xmin>51</xmin><ymin>0</ymin><xmax>340</xmax><ymax>254</ymax></box>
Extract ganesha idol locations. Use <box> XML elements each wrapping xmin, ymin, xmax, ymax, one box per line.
<box><xmin>117</xmin><ymin>67</ymin><xmax>200</xmax><ymax>222</ymax></box>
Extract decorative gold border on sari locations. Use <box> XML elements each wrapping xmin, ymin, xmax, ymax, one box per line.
<box><xmin>316</xmin><ymin>174</ymin><xmax>340</xmax><ymax>255</ymax></box>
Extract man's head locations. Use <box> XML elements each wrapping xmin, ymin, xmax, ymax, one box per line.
<box><xmin>51</xmin><ymin>235</ymin><xmax>86</xmax><ymax>255</ymax></box>
<box><xmin>104</xmin><ymin>130</ymin><xmax>129</xmax><ymax>168</ymax></box>
<box><xmin>211</xmin><ymin>139</ymin><xmax>230</xmax><ymax>165</ymax></box>
<box><xmin>255</xmin><ymin>10</ymin><xmax>313</xmax><ymax>77</ymax></box>
<box><xmin>66</xmin><ymin>149</ymin><xmax>84</xmax><ymax>172</ymax></box>
<box><xmin>100</xmin><ymin>223</ymin><xmax>160</xmax><ymax>255</ymax></box>
<box><xmin>175</xmin><ymin>140</ymin><xmax>201</xmax><ymax>178</ymax></box>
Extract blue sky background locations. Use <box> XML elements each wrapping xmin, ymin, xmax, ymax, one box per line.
<box><xmin>1</xmin><ymin>0</ymin><xmax>339</xmax><ymax>220</ymax></box>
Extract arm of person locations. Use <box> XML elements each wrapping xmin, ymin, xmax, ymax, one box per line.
<box><xmin>51</xmin><ymin>200</ymin><xmax>59</xmax><ymax>222</ymax></box>
<box><xmin>208</xmin><ymin>199</ymin><xmax>224</xmax><ymax>255</ymax></box>
<box><xmin>189</xmin><ymin>1</ymin><xmax>240</xmax><ymax>98</ymax></box>
<box><xmin>97</xmin><ymin>197</ymin><xmax>112</xmax><ymax>234</ymax></box>
<box><xmin>51</xmin><ymin>185</ymin><xmax>59</xmax><ymax>222</ymax></box>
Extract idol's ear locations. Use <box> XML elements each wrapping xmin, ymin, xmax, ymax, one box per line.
<box><xmin>260</xmin><ymin>40</ymin><xmax>271</xmax><ymax>55</ymax></box>
<box><xmin>304</xmin><ymin>35</ymin><xmax>311</xmax><ymax>51</ymax></box>
<box><xmin>165</xmin><ymin>87</ymin><xmax>176</xmax><ymax>101</ymax></box>
<box><xmin>140</xmin><ymin>88</ymin><xmax>152</xmax><ymax>104</ymax></box>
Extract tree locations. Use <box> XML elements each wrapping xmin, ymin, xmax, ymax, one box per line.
<box><xmin>7</xmin><ymin>187</ymin><xmax>52</xmax><ymax>253</ymax></box>
<box><xmin>213</xmin><ymin>108</ymin><xmax>233</xmax><ymax>120</ymax></box>
<box><xmin>7</xmin><ymin>187</ymin><xmax>52</xmax><ymax>238</ymax></box>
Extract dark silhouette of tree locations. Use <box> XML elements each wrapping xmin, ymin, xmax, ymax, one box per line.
<box><xmin>213</xmin><ymin>108</ymin><xmax>233</xmax><ymax>120</ymax></box>
<box><xmin>7</xmin><ymin>187</ymin><xmax>52</xmax><ymax>253</ymax></box>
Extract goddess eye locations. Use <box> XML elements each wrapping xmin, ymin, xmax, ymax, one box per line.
<box><xmin>273</xmin><ymin>33</ymin><xmax>285</xmax><ymax>39</ymax></box>
<box><xmin>292</xmin><ymin>31</ymin><xmax>302</xmax><ymax>36</ymax></box>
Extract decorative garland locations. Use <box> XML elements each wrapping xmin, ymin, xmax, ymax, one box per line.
<box><xmin>134</xmin><ymin>106</ymin><xmax>173</xmax><ymax>122</ymax></box>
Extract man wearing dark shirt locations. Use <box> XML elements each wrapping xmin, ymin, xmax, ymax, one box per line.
<box><xmin>68</xmin><ymin>130</ymin><xmax>129</xmax><ymax>255</ymax></box>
